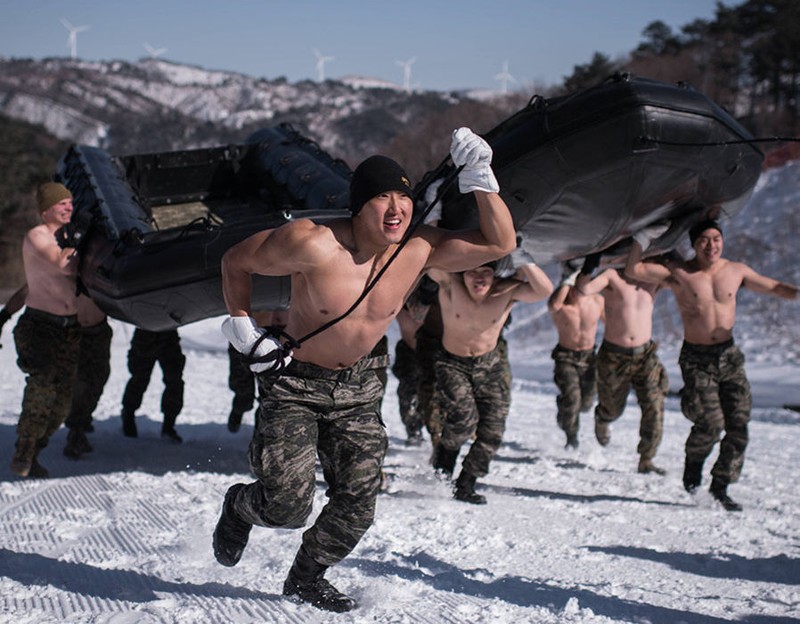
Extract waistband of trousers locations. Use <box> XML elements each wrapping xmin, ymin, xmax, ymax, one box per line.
<box><xmin>442</xmin><ymin>342</ymin><xmax>500</xmax><ymax>366</ymax></box>
<box><xmin>682</xmin><ymin>338</ymin><xmax>734</xmax><ymax>353</ymax></box>
<box><xmin>601</xmin><ymin>339</ymin><xmax>652</xmax><ymax>356</ymax></box>
<box><xmin>555</xmin><ymin>344</ymin><xmax>595</xmax><ymax>355</ymax></box>
<box><xmin>24</xmin><ymin>307</ymin><xmax>79</xmax><ymax>328</ymax></box>
<box><xmin>285</xmin><ymin>353</ymin><xmax>390</xmax><ymax>381</ymax></box>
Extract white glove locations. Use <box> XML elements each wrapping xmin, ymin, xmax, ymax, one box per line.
<box><xmin>495</xmin><ymin>247</ymin><xmax>535</xmax><ymax>278</ymax></box>
<box><xmin>560</xmin><ymin>262</ymin><xmax>580</xmax><ymax>287</ymax></box>
<box><xmin>633</xmin><ymin>221</ymin><xmax>670</xmax><ymax>252</ymax></box>
<box><xmin>450</xmin><ymin>127</ymin><xmax>499</xmax><ymax>194</ymax></box>
<box><xmin>221</xmin><ymin>316</ymin><xmax>292</xmax><ymax>373</ymax></box>
<box><xmin>423</xmin><ymin>179</ymin><xmax>443</xmax><ymax>224</ymax></box>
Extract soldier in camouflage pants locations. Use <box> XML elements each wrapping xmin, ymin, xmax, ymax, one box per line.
<box><xmin>13</xmin><ymin>308</ymin><xmax>81</xmax><ymax>475</ymax></box>
<box><xmin>231</xmin><ymin>353</ymin><xmax>389</xmax><ymax>567</ymax></box>
<box><xmin>595</xmin><ymin>340</ymin><xmax>669</xmax><ymax>462</ymax></box>
<box><xmin>551</xmin><ymin>345</ymin><xmax>597</xmax><ymax>441</ymax></box>
<box><xmin>679</xmin><ymin>339</ymin><xmax>751</xmax><ymax>489</ymax></box>
<box><xmin>435</xmin><ymin>343</ymin><xmax>511</xmax><ymax>481</ymax></box>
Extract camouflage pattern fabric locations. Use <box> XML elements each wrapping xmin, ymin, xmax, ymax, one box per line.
<box><xmin>391</xmin><ymin>338</ymin><xmax>422</xmax><ymax>436</ymax></box>
<box><xmin>13</xmin><ymin>309</ymin><xmax>81</xmax><ymax>443</ymax></box>
<box><xmin>65</xmin><ymin>319</ymin><xmax>113</xmax><ymax>432</ymax></box>
<box><xmin>233</xmin><ymin>354</ymin><xmax>389</xmax><ymax>567</ymax></box>
<box><xmin>679</xmin><ymin>340</ymin><xmax>751</xmax><ymax>485</ymax></box>
<box><xmin>595</xmin><ymin>340</ymin><xmax>669</xmax><ymax>459</ymax></box>
<box><xmin>434</xmin><ymin>343</ymin><xmax>510</xmax><ymax>478</ymax></box>
<box><xmin>121</xmin><ymin>329</ymin><xmax>186</xmax><ymax>422</ymax></box>
<box><xmin>415</xmin><ymin>326</ymin><xmax>444</xmax><ymax>442</ymax></box>
<box><xmin>551</xmin><ymin>344</ymin><xmax>597</xmax><ymax>437</ymax></box>
<box><xmin>228</xmin><ymin>344</ymin><xmax>256</xmax><ymax>416</ymax></box>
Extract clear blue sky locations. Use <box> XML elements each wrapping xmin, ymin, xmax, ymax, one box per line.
<box><xmin>1</xmin><ymin>0</ymin><xmax>732</xmax><ymax>92</ymax></box>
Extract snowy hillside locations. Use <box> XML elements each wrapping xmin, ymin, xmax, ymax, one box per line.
<box><xmin>0</xmin><ymin>162</ymin><xmax>798</xmax><ymax>623</ymax></box>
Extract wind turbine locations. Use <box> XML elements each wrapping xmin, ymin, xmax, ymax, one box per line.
<box><xmin>395</xmin><ymin>57</ymin><xmax>416</xmax><ymax>92</ymax></box>
<box><xmin>313</xmin><ymin>48</ymin><xmax>334</xmax><ymax>82</ymax></box>
<box><xmin>494</xmin><ymin>60</ymin><xmax>516</xmax><ymax>95</ymax></box>
<box><xmin>60</xmin><ymin>17</ymin><xmax>90</xmax><ymax>60</ymax></box>
<box><xmin>143</xmin><ymin>42</ymin><xmax>168</xmax><ymax>59</ymax></box>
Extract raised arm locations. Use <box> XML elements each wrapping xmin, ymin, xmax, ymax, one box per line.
<box><xmin>425</xmin><ymin>129</ymin><xmax>516</xmax><ymax>273</ymax></box>
<box><xmin>625</xmin><ymin>240</ymin><xmax>672</xmax><ymax>285</ymax></box>
<box><xmin>513</xmin><ymin>263</ymin><xmax>554</xmax><ymax>303</ymax></box>
<box><xmin>741</xmin><ymin>265</ymin><xmax>798</xmax><ymax>300</ymax></box>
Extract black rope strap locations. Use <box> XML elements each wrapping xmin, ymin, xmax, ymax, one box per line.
<box><xmin>639</xmin><ymin>135</ymin><xmax>799</xmax><ymax>147</ymax></box>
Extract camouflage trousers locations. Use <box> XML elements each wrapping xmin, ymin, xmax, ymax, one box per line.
<box><xmin>679</xmin><ymin>339</ymin><xmax>751</xmax><ymax>485</ymax></box>
<box><xmin>121</xmin><ymin>329</ymin><xmax>185</xmax><ymax>423</ymax></box>
<box><xmin>234</xmin><ymin>354</ymin><xmax>389</xmax><ymax>567</ymax></box>
<box><xmin>435</xmin><ymin>343</ymin><xmax>510</xmax><ymax>478</ymax></box>
<box><xmin>391</xmin><ymin>338</ymin><xmax>422</xmax><ymax>436</ymax></box>
<box><xmin>13</xmin><ymin>308</ymin><xmax>81</xmax><ymax>445</ymax></box>
<box><xmin>415</xmin><ymin>327</ymin><xmax>444</xmax><ymax>441</ymax></box>
<box><xmin>65</xmin><ymin>319</ymin><xmax>113</xmax><ymax>432</ymax></box>
<box><xmin>551</xmin><ymin>344</ymin><xmax>597</xmax><ymax>437</ymax></box>
<box><xmin>228</xmin><ymin>344</ymin><xmax>256</xmax><ymax>416</ymax></box>
<box><xmin>595</xmin><ymin>340</ymin><xmax>669</xmax><ymax>459</ymax></box>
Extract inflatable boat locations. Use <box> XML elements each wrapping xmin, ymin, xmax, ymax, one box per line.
<box><xmin>56</xmin><ymin>73</ymin><xmax>763</xmax><ymax>331</ymax></box>
<box><xmin>423</xmin><ymin>72</ymin><xmax>764</xmax><ymax>265</ymax></box>
<box><xmin>55</xmin><ymin>124</ymin><xmax>352</xmax><ymax>331</ymax></box>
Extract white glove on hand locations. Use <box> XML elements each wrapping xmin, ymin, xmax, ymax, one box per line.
<box><xmin>560</xmin><ymin>261</ymin><xmax>581</xmax><ymax>287</ymax></box>
<box><xmin>633</xmin><ymin>221</ymin><xmax>670</xmax><ymax>252</ymax></box>
<box><xmin>450</xmin><ymin>127</ymin><xmax>499</xmax><ymax>194</ymax></box>
<box><xmin>423</xmin><ymin>179</ymin><xmax>443</xmax><ymax>224</ymax></box>
<box><xmin>221</xmin><ymin>315</ymin><xmax>292</xmax><ymax>373</ymax></box>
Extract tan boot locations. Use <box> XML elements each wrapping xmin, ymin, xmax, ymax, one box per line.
<box><xmin>10</xmin><ymin>437</ymin><xmax>37</xmax><ymax>477</ymax></box>
<box><xmin>638</xmin><ymin>458</ymin><xmax>666</xmax><ymax>476</ymax></box>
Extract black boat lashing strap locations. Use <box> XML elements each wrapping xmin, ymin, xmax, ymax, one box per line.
<box><xmin>245</xmin><ymin>163</ymin><xmax>463</xmax><ymax>371</ymax></box>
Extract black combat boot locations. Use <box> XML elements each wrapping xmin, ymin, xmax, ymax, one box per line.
<box><xmin>161</xmin><ymin>414</ymin><xmax>183</xmax><ymax>444</ymax></box>
<box><xmin>64</xmin><ymin>428</ymin><xmax>93</xmax><ymax>459</ymax></box>
<box><xmin>594</xmin><ymin>418</ymin><xmax>610</xmax><ymax>446</ymax></box>
<box><xmin>432</xmin><ymin>444</ymin><xmax>459</xmax><ymax>477</ymax></box>
<box><xmin>212</xmin><ymin>484</ymin><xmax>253</xmax><ymax>566</ymax></box>
<box><xmin>454</xmin><ymin>470</ymin><xmax>487</xmax><ymax>505</ymax></box>
<box><xmin>683</xmin><ymin>459</ymin><xmax>704</xmax><ymax>493</ymax></box>
<box><xmin>710</xmin><ymin>479</ymin><xmax>743</xmax><ymax>512</ymax></box>
<box><xmin>283</xmin><ymin>546</ymin><xmax>357</xmax><ymax>613</ymax></box>
<box><xmin>121</xmin><ymin>410</ymin><xmax>138</xmax><ymax>438</ymax></box>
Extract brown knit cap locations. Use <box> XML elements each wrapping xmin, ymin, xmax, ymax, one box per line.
<box><xmin>36</xmin><ymin>182</ymin><xmax>72</xmax><ymax>214</ymax></box>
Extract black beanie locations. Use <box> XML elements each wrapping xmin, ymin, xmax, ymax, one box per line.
<box><xmin>349</xmin><ymin>155</ymin><xmax>413</xmax><ymax>214</ymax></box>
<box><xmin>689</xmin><ymin>219</ymin><xmax>723</xmax><ymax>246</ymax></box>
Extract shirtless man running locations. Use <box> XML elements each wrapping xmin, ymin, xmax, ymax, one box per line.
<box><xmin>576</xmin><ymin>262</ymin><xmax>670</xmax><ymax>474</ymax></box>
<box><xmin>548</xmin><ymin>264</ymin><xmax>605</xmax><ymax>448</ymax></box>
<box><xmin>11</xmin><ymin>182</ymin><xmax>81</xmax><ymax>478</ymax></box>
<box><xmin>212</xmin><ymin>128</ymin><xmax>516</xmax><ymax>612</ymax></box>
<box><xmin>428</xmin><ymin>260</ymin><xmax>552</xmax><ymax>503</ymax></box>
<box><xmin>626</xmin><ymin>219</ymin><xmax>798</xmax><ymax>510</ymax></box>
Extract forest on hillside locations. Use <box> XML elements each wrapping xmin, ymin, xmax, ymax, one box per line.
<box><xmin>0</xmin><ymin>0</ymin><xmax>797</xmax><ymax>289</ymax></box>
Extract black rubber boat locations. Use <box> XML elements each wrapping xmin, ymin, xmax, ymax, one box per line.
<box><xmin>55</xmin><ymin>74</ymin><xmax>764</xmax><ymax>331</ymax></box>
<box><xmin>55</xmin><ymin>124</ymin><xmax>352</xmax><ymax>331</ymax></box>
<box><xmin>421</xmin><ymin>72</ymin><xmax>764</xmax><ymax>265</ymax></box>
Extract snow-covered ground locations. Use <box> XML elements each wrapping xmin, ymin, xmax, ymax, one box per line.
<box><xmin>1</xmin><ymin>161</ymin><xmax>798</xmax><ymax>623</ymax></box>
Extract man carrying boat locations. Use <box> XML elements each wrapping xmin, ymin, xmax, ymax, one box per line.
<box><xmin>10</xmin><ymin>182</ymin><xmax>80</xmax><ymax>478</ymax></box>
<box><xmin>213</xmin><ymin>128</ymin><xmax>516</xmax><ymax>612</ymax></box>
<box><xmin>626</xmin><ymin>219</ymin><xmax>798</xmax><ymax>511</ymax></box>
